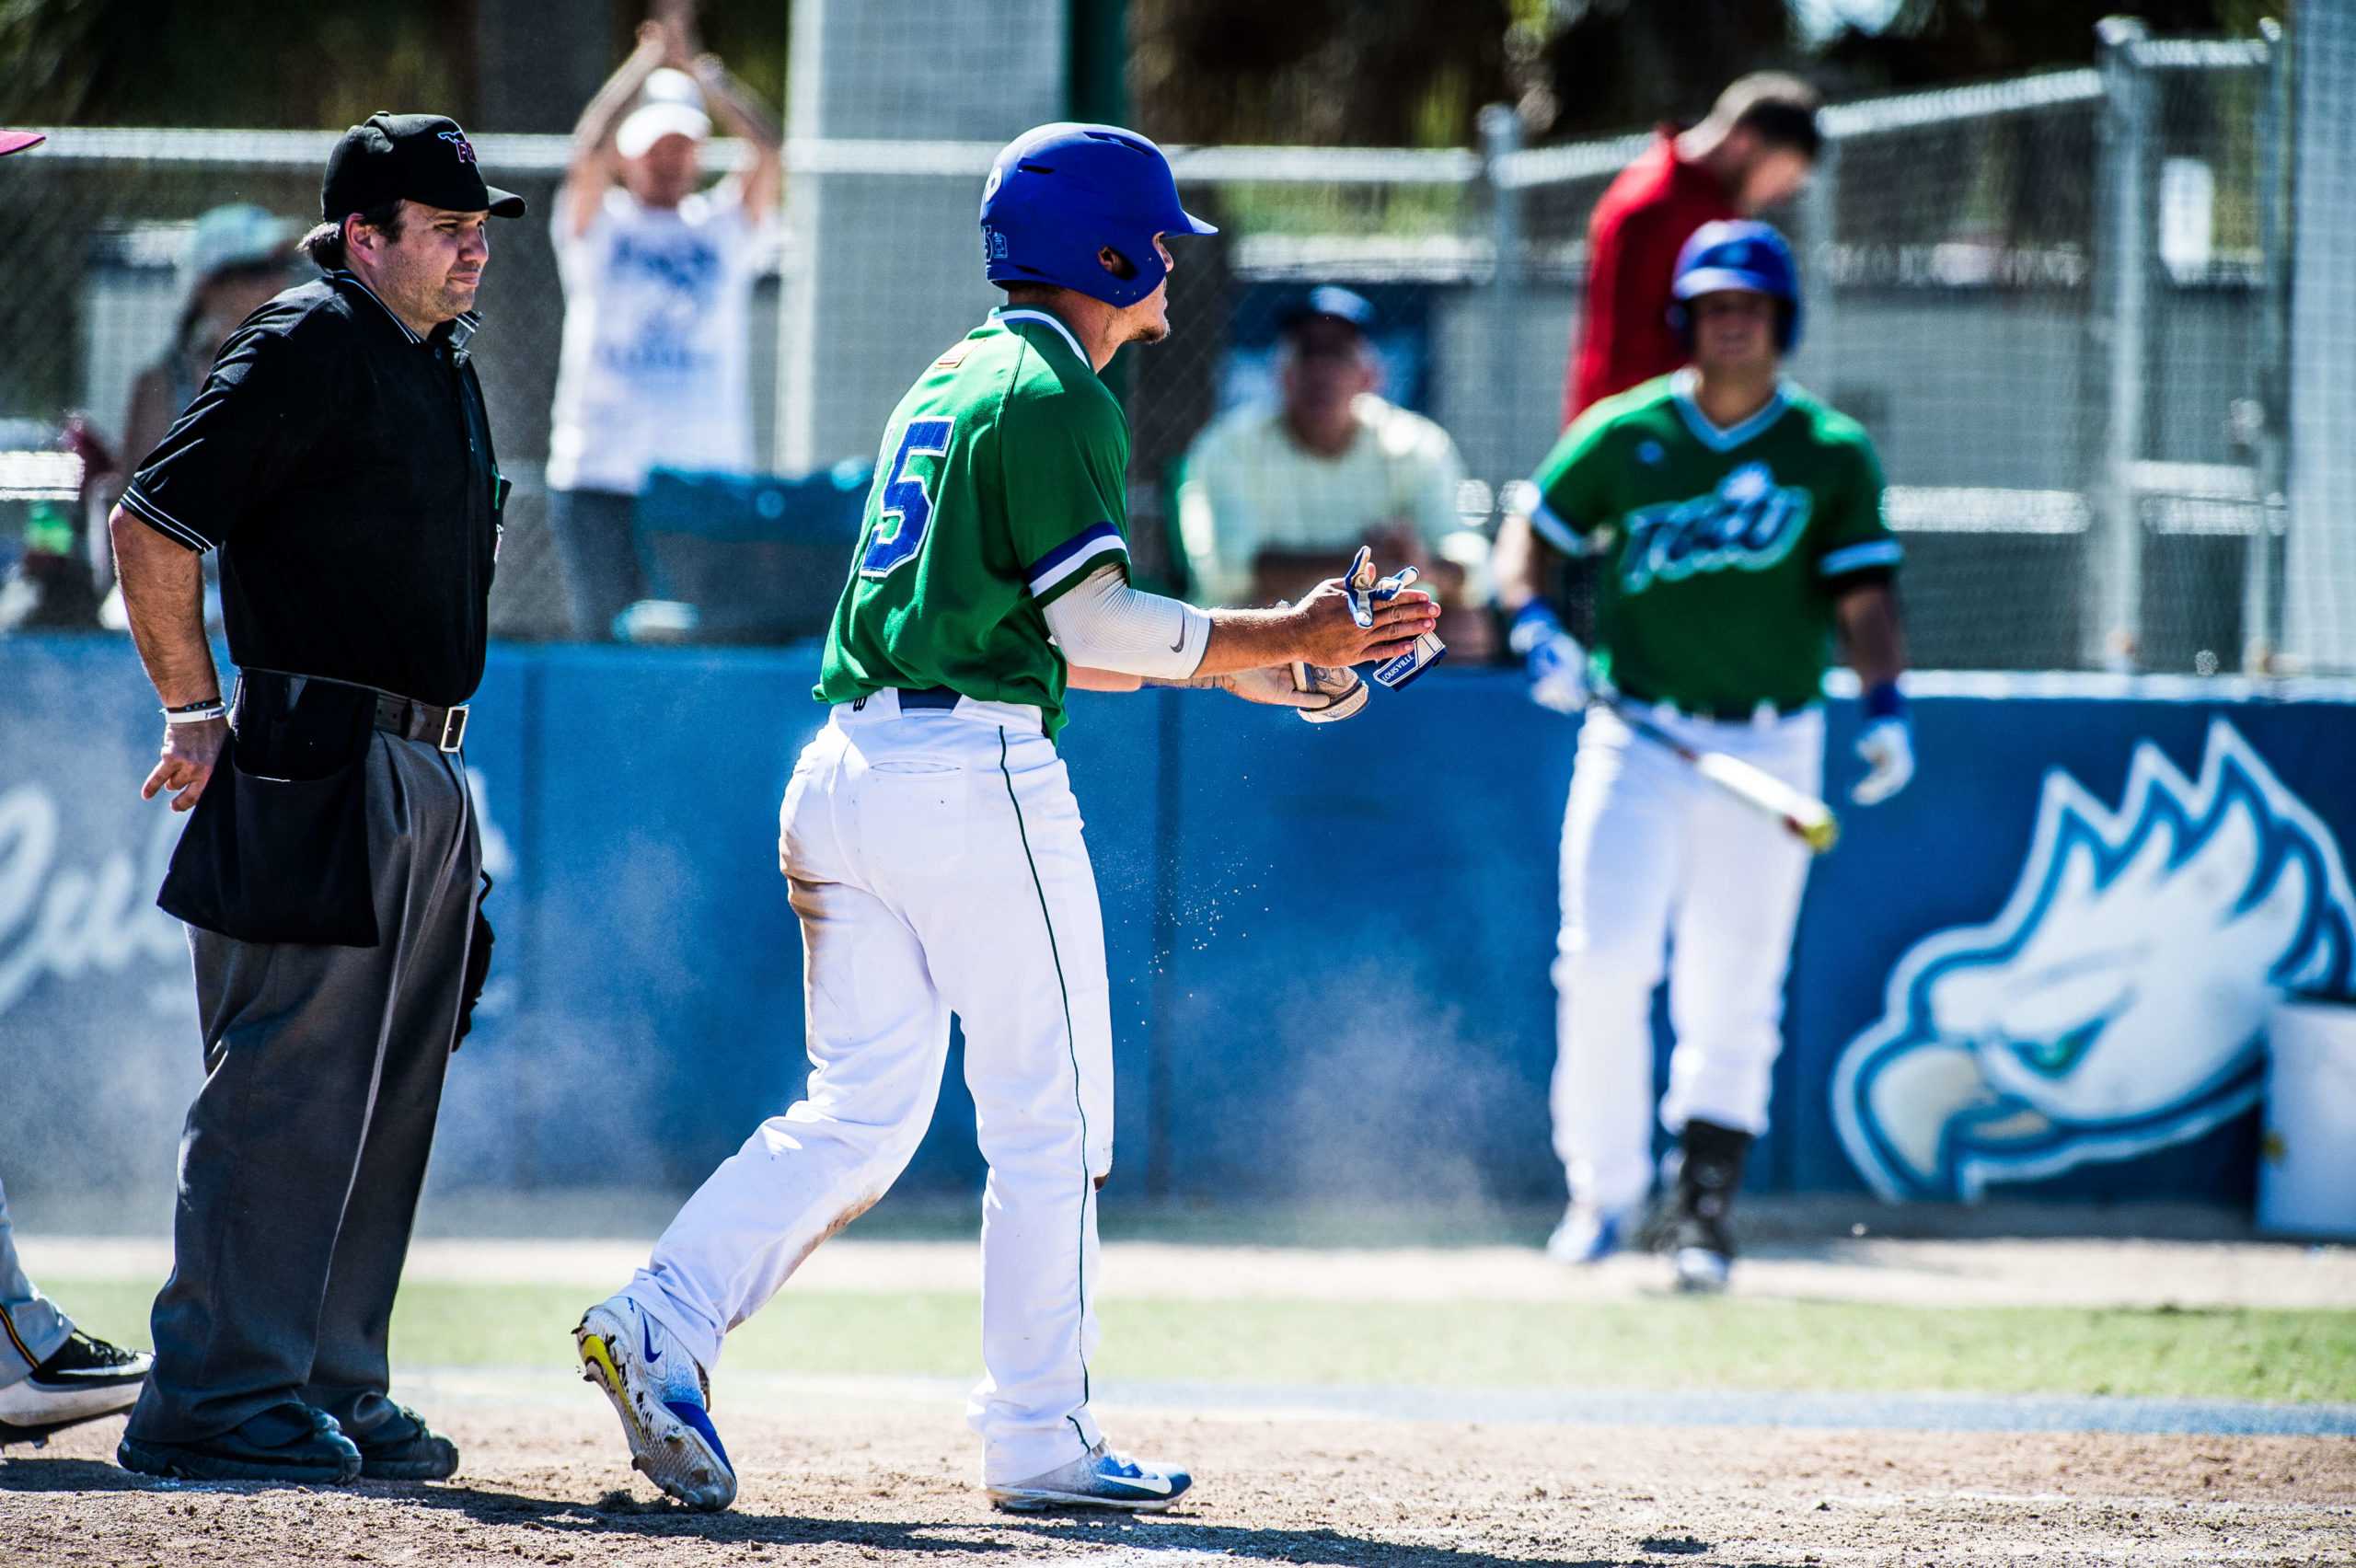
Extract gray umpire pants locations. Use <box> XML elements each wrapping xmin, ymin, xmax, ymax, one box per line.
<box><xmin>0</xmin><ymin>1174</ymin><xmax>74</xmax><ymax>1388</ymax></box>
<box><xmin>126</xmin><ymin>733</ymin><xmax>479</xmax><ymax>1447</ymax></box>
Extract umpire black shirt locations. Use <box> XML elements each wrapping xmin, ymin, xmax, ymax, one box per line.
<box><xmin>122</xmin><ymin>270</ymin><xmax>502</xmax><ymax>707</ymax></box>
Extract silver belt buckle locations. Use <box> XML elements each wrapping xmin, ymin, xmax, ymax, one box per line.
<box><xmin>438</xmin><ymin>704</ymin><xmax>469</xmax><ymax>753</ymax></box>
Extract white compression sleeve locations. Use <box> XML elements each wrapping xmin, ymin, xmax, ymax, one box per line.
<box><xmin>1040</xmin><ymin>561</ymin><xmax>1213</xmax><ymax>680</ymax></box>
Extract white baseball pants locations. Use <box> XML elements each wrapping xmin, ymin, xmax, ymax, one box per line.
<box><xmin>623</xmin><ymin>691</ymin><xmax>1115</xmax><ymax>1484</ymax></box>
<box><xmin>1550</xmin><ymin>702</ymin><xmax>1825</xmax><ymax>1211</ymax></box>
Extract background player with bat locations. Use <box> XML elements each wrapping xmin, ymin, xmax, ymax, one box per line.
<box><xmin>1493</xmin><ymin>219</ymin><xmax>1912</xmax><ymax>1291</ymax></box>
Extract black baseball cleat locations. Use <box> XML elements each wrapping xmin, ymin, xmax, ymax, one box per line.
<box><xmin>1668</xmin><ymin>1118</ymin><xmax>1754</xmax><ymax>1294</ymax></box>
<box><xmin>0</xmin><ymin>1328</ymin><xmax>152</xmax><ymax>1443</ymax></box>
<box><xmin>117</xmin><ymin>1401</ymin><xmax>363</xmax><ymax>1483</ymax></box>
<box><xmin>352</xmin><ymin>1403</ymin><xmax>460</xmax><ymax>1482</ymax></box>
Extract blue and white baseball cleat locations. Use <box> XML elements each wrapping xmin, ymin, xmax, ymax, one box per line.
<box><xmin>574</xmin><ymin>1294</ymin><xmax>736</xmax><ymax>1512</ymax></box>
<box><xmin>987</xmin><ymin>1440</ymin><xmax>1194</xmax><ymax>1513</ymax></box>
<box><xmin>1544</xmin><ymin>1199</ymin><xmax>1644</xmax><ymax>1265</ymax></box>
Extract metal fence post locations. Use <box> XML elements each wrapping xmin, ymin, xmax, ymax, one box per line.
<box><xmin>2092</xmin><ymin>16</ymin><xmax>2154</xmax><ymax>671</ymax></box>
<box><xmin>1798</xmin><ymin>131</ymin><xmax>1841</xmax><ymax>393</ymax></box>
<box><xmin>1479</xmin><ymin>102</ymin><xmax>1524</xmax><ymax>489</ymax></box>
<box><xmin>2247</xmin><ymin>17</ymin><xmax>2292</xmax><ymax>671</ymax></box>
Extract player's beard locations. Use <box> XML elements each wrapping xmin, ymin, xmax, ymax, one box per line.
<box><xmin>1128</xmin><ymin>319</ymin><xmax>1171</xmax><ymax>347</ymax></box>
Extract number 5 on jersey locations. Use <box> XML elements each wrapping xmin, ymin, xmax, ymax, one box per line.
<box><xmin>861</xmin><ymin>418</ymin><xmax>954</xmax><ymax>578</ymax></box>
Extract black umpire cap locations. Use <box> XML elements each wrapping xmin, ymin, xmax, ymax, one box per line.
<box><xmin>322</xmin><ymin>112</ymin><xmax>525</xmax><ymax>224</ymax></box>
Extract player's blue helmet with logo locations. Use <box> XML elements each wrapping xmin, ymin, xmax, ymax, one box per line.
<box><xmin>1668</xmin><ymin>219</ymin><xmax>1803</xmax><ymax>352</ymax></box>
<box><xmin>980</xmin><ymin>122</ymin><xmax>1218</xmax><ymax>308</ymax></box>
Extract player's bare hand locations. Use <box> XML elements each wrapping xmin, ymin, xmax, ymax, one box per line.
<box><xmin>634</xmin><ymin>18</ymin><xmax>670</xmax><ymax>56</ymax></box>
<box><xmin>142</xmin><ymin>717</ymin><xmax>226</xmax><ymax>813</ymax></box>
<box><xmin>1286</xmin><ymin>576</ymin><xmax>1438</xmax><ymax>667</ymax></box>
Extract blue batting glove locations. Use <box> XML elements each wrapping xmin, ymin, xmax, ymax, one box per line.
<box><xmin>1852</xmin><ymin>683</ymin><xmax>1914</xmax><ymax>805</ymax></box>
<box><xmin>1344</xmin><ymin>546</ymin><xmax>1446</xmax><ymax>690</ymax></box>
<box><xmin>1510</xmin><ymin>602</ymin><xmax>1588</xmax><ymax>715</ymax></box>
<box><xmin>1342</xmin><ymin>544</ymin><xmax>1421</xmax><ymax>628</ymax></box>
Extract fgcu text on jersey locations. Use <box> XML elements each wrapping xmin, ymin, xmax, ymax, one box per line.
<box><xmin>1528</xmin><ymin>371</ymin><xmax>1900</xmax><ymax>717</ymax></box>
<box><xmin>1619</xmin><ymin>460</ymin><xmax>1814</xmax><ymax>593</ymax></box>
<box><xmin>814</xmin><ymin>307</ymin><xmax>1130</xmax><ymax>740</ymax></box>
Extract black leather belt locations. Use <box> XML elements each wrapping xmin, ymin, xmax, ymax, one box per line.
<box><xmin>232</xmin><ymin>670</ymin><xmax>470</xmax><ymax>755</ymax></box>
<box><xmin>236</xmin><ymin>669</ymin><xmax>470</xmax><ymax>754</ymax></box>
<box><xmin>898</xmin><ymin>686</ymin><xmax>962</xmax><ymax>710</ymax></box>
<box><xmin>374</xmin><ymin>690</ymin><xmax>470</xmax><ymax>752</ymax></box>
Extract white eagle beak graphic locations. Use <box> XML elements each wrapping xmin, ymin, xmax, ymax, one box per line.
<box><xmin>1832</xmin><ymin>720</ymin><xmax>2355</xmax><ymax>1201</ymax></box>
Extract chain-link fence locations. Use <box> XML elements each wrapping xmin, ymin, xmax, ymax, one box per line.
<box><xmin>1</xmin><ymin>17</ymin><xmax>2342</xmax><ymax>674</ymax></box>
<box><xmin>0</xmin><ymin>131</ymin><xmax>769</xmax><ymax>642</ymax></box>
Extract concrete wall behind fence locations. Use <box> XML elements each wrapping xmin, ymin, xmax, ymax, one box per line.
<box><xmin>6</xmin><ymin>634</ymin><xmax>2350</xmax><ymax>1223</ymax></box>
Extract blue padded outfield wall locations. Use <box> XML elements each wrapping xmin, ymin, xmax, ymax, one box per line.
<box><xmin>4</xmin><ymin>632</ymin><xmax>2352</xmax><ymax>1212</ymax></box>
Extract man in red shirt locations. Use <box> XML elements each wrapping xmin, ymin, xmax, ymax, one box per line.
<box><xmin>1565</xmin><ymin>74</ymin><xmax>1823</xmax><ymax>425</ymax></box>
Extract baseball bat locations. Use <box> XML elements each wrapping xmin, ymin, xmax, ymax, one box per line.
<box><xmin>1600</xmin><ymin>698</ymin><xmax>1840</xmax><ymax>854</ymax></box>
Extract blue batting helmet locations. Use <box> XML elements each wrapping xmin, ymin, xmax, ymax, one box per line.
<box><xmin>980</xmin><ymin>122</ymin><xmax>1218</xmax><ymax>307</ymax></box>
<box><xmin>1668</xmin><ymin>219</ymin><xmax>1803</xmax><ymax>352</ymax></box>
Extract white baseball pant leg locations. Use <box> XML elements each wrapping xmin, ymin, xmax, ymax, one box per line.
<box><xmin>1549</xmin><ymin>704</ymin><xmax>1824</xmax><ymax>1208</ymax></box>
<box><xmin>1660</xmin><ymin>708</ymin><xmax>1822</xmax><ymax>1137</ymax></box>
<box><xmin>1550</xmin><ymin>704</ymin><xmax>1684</xmax><ymax>1213</ymax></box>
<box><xmin>622</xmin><ymin>693</ymin><xmax>1113</xmax><ymax>1486</ymax></box>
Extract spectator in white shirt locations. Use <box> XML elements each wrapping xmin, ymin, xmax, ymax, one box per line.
<box><xmin>546</xmin><ymin>18</ymin><xmax>782</xmax><ymax>640</ymax></box>
<box><xmin>1179</xmin><ymin>286</ymin><xmax>1493</xmax><ymax>654</ymax></box>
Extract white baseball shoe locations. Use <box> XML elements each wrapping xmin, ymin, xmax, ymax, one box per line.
<box><xmin>987</xmin><ymin>1439</ymin><xmax>1193</xmax><ymax>1513</ymax></box>
<box><xmin>1544</xmin><ymin>1198</ymin><xmax>1644</xmax><ymax>1264</ymax></box>
<box><xmin>573</xmin><ymin>1294</ymin><xmax>736</xmax><ymax>1512</ymax></box>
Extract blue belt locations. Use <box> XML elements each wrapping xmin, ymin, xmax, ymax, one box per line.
<box><xmin>898</xmin><ymin>686</ymin><xmax>962</xmax><ymax>710</ymax></box>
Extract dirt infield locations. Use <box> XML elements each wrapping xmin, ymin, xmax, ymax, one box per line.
<box><xmin>6</xmin><ymin>1389</ymin><xmax>2352</xmax><ymax>1567</ymax></box>
<box><xmin>11</xmin><ymin>1230</ymin><xmax>2353</xmax><ymax>1563</ymax></box>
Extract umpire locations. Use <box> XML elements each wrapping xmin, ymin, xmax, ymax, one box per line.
<box><xmin>109</xmin><ymin>113</ymin><xmax>520</xmax><ymax>1483</ymax></box>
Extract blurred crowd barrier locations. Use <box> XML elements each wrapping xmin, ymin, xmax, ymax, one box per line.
<box><xmin>1</xmin><ymin>18</ymin><xmax>2345</xmax><ymax>676</ymax></box>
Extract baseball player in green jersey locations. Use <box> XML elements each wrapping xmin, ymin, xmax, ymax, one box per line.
<box><xmin>1493</xmin><ymin>220</ymin><xmax>1912</xmax><ymax>1292</ymax></box>
<box><xmin>571</xmin><ymin>122</ymin><xmax>1436</xmax><ymax>1515</ymax></box>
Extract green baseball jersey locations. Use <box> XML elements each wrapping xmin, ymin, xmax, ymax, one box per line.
<box><xmin>1529</xmin><ymin>371</ymin><xmax>1900</xmax><ymax>715</ymax></box>
<box><xmin>815</xmin><ymin>306</ymin><xmax>1132</xmax><ymax>739</ymax></box>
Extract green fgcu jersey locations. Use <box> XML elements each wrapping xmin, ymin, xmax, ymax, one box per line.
<box><xmin>816</xmin><ymin>307</ymin><xmax>1132</xmax><ymax>739</ymax></box>
<box><xmin>1529</xmin><ymin>371</ymin><xmax>1900</xmax><ymax>715</ymax></box>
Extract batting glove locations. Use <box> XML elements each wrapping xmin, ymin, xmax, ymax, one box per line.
<box><xmin>1218</xmin><ymin>663</ymin><xmax>1369</xmax><ymax>723</ymax></box>
<box><xmin>1288</xmin><ymin>661</ymin><xmax>1369</xmax><ymax>722</ymax></box>
<box><xmin>1851</xmin><ymin>683</ymin><xmax>1914</xmax><ymax>805</ymax></box>
<box><xmin>1342</xmin><ymin>546</ymin><xmax>1448</xmax><ymax>690</ymax></box>
<box><xmin>1510</xmin><ymin>603</ymin><xmax>1588</xmax><ymax>715</ymax></box>
<box><xmin>1340</xmin><ymin>544</ymin><xmax>1417</xmax><ymax>628</ymax></box>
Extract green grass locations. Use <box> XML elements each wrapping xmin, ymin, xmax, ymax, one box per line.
<box><xmin>46</xmin><ymin>1279</ymin><xmax>2356</xmax><ymax>1406</ymax></box>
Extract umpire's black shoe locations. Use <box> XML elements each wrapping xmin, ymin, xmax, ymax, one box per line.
<box><xmin>0</xmin><ymin>1328</ymin><xmax>151</xmax><ymax>1443</ymax></box>
<box><xmin>1669</xmin><ymin>1118</ymin><xmax>1754</xmax><ymax>1294</ymax></box>
<box><xmin>117</xmin><ymin>1401</ymin><xmax>362</xmax><ymax>1483</ymax></box>
<box><xmin>353</xmin><ymin>1404</ymin><xmax>459</xmax><ymax>1481</ymax></box>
